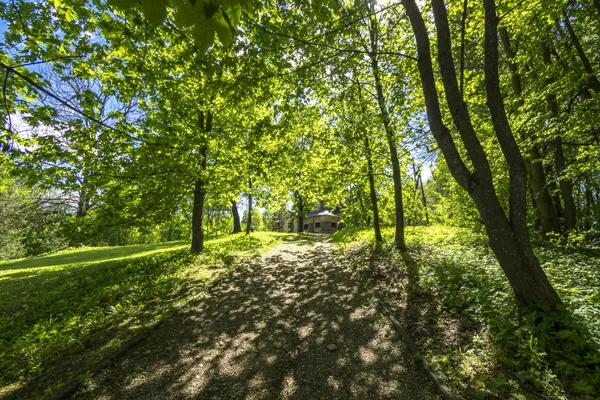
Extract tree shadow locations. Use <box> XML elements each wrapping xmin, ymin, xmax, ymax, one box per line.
<box><xmin>346</xmin><ymin>239</ymin><xmax>600</xmax><ymax>399</ymax></box>
<box><xmin>71</xmin><ymin>240</ymin><xmax>436</xmax><ymax>399</ymax></box>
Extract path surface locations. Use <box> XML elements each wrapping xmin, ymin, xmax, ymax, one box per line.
<box><xmin>74</xmin><ymin>236</ymin><xmax>435</xmax><ymax>399</ymax></box>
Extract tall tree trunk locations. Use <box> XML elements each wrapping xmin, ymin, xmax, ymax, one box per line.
<box><xmin>564</xmin><ymin>11</ymin><xmax>600</xmax><ymax>94</ymax></box>
<box><xmin>499</xmin><ymin>27</ymin><xmax>560</xmax><ymax>236</ymax></box>
<box><xmin>401</xmin><ymin>0</ymin><xmax>562</xmax><ymax>308</ymax></box>
<box><xmin>191</xmin><ymin>110</ymin><xmax>212</xmax><ymax>254</ymax></box>
<box><xmin>364</xmin><ymin>136</ymin><xmax>383</xmax><ymax>243</ymax></box>
<box><xmin>295</xmin><ymin>190</ymin><xmax>304</xmax><ymax>232</ymax></box>
<box><xmin>76</xmin><ymin>176</ymin><xmax>90</xmax><ymax>218</ymax></box>
<box><xmin>366</xmin><ymin>3</ymin><xmax>405</xmax><ymax>250</ymax></box>
<box><xmin>419</xmin><ymin>175</ymin><xmax>430</xmax><ymax>225</ymax></box>
<box><xmin>542</xmin><ymin>42</ymin><xmax>577</xmax><ymax>231</ymax></box>
<box><xmin>231</xmin><ymin>200</ymin><xmax>242</xmax><ymax>233</ymax></box>
<box><xmin>246</xmin><ymin>178</ymin><xmax>253</xmax><ymax>234</ymax></box>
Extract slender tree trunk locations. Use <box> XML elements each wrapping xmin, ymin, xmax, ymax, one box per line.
<box><xmin>366</xmin><ymin>4</ymin><xmax>405</xmax><ymax>250</ymax></box>
<box><xmin>499</xmin><ymin>27</ymin><xmax>560</xmax><ymax>235</ymax></box>
<box><xmin>246</xmin><ymin>178</ymin><xmax>253</xmax><ymax>234</ymax></box>
<box><xmin>231</xmin><ymin>200</ymin><xmax>242</xmax><ymax>233</ymax></box>
<box><xmin>295</xmin><ymin>190</ymin><xmax>304</xmax><ymax>232</ymax></box>
<box><xmin>191</xmin><ymin>112</ymin><xmax>211</xmax><ymax>253</ymax></box>
<box><xmin>419</xmin><ymin>175</ymin><xmax>430</xmax><ymax>225</ymax></box>
<box><xmin>364</xmin><ymin>136</ymin><xmax>383</xmax><ymax>243</ymax></box>
<box><xmin>76</xmin><ymin>176</ymin><xmax>90</xmax><ymax>218</ymax></box>
<box><xmin>564</xmin><ymin>11</ymin><xmax>600</xmax><ymax>94</ymax></box>
<box><xmin>542</xmin><ymin>42</ymin><xmax>577</xmax><ymax>231</ymax></box>
<box><xmin>459</xmin><ymin>0</ymin><xmax>469</xmax><ymax>95</ymax></box>
<box><xmin>191</xmin><ymin>111</ymin><xmax>212</xmax><ymax>254</ymax></box>
<box><xmin>401</xmin><ymin>0</ymin><xmax>562</xmax><ymax>308</ymax></box>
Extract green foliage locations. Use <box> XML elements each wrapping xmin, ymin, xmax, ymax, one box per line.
<box><xmin>0</xmin><ymin>170</ymin><xmax>68</xmax><ymax>260</ymax></box>
<box><xmin>0</xmin><ymin>232</ymin><xmax>290</xmax><ymax>398</ymax></box>
<box><xmin>108</xmin><ymin>0</ymin><xmax>251</xmax><ymax>49</ymax></box>
<box><xmin>334</xmin><ymin>226</ymin><xmax>600</xmax><ymax>399</ymax></box>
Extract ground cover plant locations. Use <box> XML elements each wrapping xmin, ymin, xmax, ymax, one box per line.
<box><xmin>0</xmin><ymin>232</ymin><xmax>291</xmax><ymax>399</ymax></box>
<box><xmin>333</xmin><ymin>226</ymin><xmax>600</xmax><ymax>399</ymax></box>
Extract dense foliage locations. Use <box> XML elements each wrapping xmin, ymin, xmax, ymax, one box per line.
<box><xmin>2</xmin><ymin>0</ymin><xmax>600</xmax><ymax>397</ymax></box>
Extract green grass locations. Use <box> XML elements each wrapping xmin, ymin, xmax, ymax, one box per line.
<box><xmin>0</xmin><ymin>232</ymin><xmax>292</xmax><ymax>400</ymax></box>
<box><xmin>333</xmin><ymin>225</ymin><xmax>600</xmax><ymax>399</ymax></box>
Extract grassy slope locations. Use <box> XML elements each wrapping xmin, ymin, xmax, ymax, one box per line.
<box><xmin>333</xmin><ymin>226</ymin><xmax>600</xmax><ymax>400</ymax></box>
<box><xmin>0</xmin><ymin>232</ymin><xmax>292</xmax><ymax>399</ymax></box>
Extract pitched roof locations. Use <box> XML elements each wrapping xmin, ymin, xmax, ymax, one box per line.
<box><xmin>306</xmin><ymin>209</ymin><xmax>340</xmax><ymax>218</ymax></box>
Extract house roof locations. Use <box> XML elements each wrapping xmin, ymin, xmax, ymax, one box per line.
<box><xmin>306</xmin><ymin>209</ymin><xmax>341</xmax><ymax>218</ymax></box>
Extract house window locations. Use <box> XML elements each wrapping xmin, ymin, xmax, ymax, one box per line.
<box><xmin>331</xmin><ymin>222</ymin><xmax>337</xmax><ymax>228</ymax></box>
<box><xmin>315</xmin><ymin>222</ymin><xmax>321</xmax><ymax>228</ymax></box>
<box><xmin>303</xmin><ymin>224</ymin><xmax>309</xmax><ymax>229</ymax></box>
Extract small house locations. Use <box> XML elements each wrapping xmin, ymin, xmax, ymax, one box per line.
<box><xmin>300</xmin><ymin>209</ymin><xmax>341</xmax><ymax>233</ymax></box>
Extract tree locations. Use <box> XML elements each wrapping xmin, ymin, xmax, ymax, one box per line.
<box><xmin>400</xmin><ymin>0</ymin><xmax>562</xmax><ymax>308</ymax></box>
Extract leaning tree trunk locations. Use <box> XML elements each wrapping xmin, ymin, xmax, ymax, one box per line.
<box><xmin>364</xmin><ymin>136</ymin><xmax>383</xmax><ymax>243</ymax></box>
<box><xmin>366</xmin><ymin>3</ymin><xmax>405</xmax><ymax>250</ymax></box>
<box><xmin>231</xmin><ymin>200</ymin><xmax>242</xmax><ymax>233</ymax></box>
<box><xmin>401</xmin><ymin>0</ymin><xmax>562</xmax><ymax>308</ymax></box>
<box><xmin>564</xmin><ymin>11</ymin><xmax>600</xmax><ymax>94</ymax></box>
<box><xmin>246</xmin><ymin>178</ymin><xmax>253</xmax><ymax>234</ymax></box>
<box><xmin>191</xmin><ymin>110</ymin><xmax>212</xmax><ymax>254</ymax></box>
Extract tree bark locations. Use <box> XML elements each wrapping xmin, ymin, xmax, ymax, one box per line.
<box><xmin>366</xmin><ymin>3</ymin><xmax>405</xmax><ymax>250</ymax></box>
<box><xmin>191</xmin><ymin>110</ymin><xmax>212</xmax><ymax>254</ymax></box>
<box><xmin>542</xmin><ymin>42</ymin><xmax>577</xmax><ymax>231</ymax></box>
<box><xmin>401</xmin><ymin>0</ymin><xmax>562</xmax><ymax>308</ymax></box>
<box><xmin>295</xmin><ymin>190</ymin><xmax>304</xmax><ymax>232</ymax></box>
<box><xmin>364</xmin><ymin>136</ymin><xmax>383</xmax><ymax>243</ymax></box>
<box><xmin>246</xmin><ymin>178</ymin><xmax>253</xmax><ymax>234</ymax></box>
<box><xmin>498</xmin><ymin>28</ymin><xmax>560</xmax><ymax>236</ymax></box>
<box><xmin>231</xmin><ymin>200</ymin><xmax>241</xmax><ymax>233</ymax></box>
<box><xmin>564</xmin><ymin>11</ymin><xmax>600</xmax><ymax>94</ymax></box>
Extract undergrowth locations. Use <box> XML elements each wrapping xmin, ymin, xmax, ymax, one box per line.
<box><xmin>0</xmin><ymin>232</ymin><xmax>289</xmax><ymax>399</ymax></box>
<box><xmin>333</xmin><ymin>226</ymin><xmax>600</xmax><ymax>400</ymax></box>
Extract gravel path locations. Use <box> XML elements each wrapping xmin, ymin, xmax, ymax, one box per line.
<box><xmin>74</xmin><ymin>236</ymin><xmax>436</xmax><ymax>399</ymax></box>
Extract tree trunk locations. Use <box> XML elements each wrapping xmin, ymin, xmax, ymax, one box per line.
<box><xmin>366</xmin><ymin>4</ymin><xmax>405</xmax><ymax>250</ymax></box>
<box><xmin>542</xmin><ymin>42</ymin><xmax>577</xmax><ymax>231</ymax></box>
<box><xmin>401</xmin><ymin>0</ymin><xmax>562</xmax><ymax>309</ymax></box>
<box><xmin>564</xmin><ymin>11</ymin><xmax>600</xmax><ymax>94</ymax></box>
<box><xmin>419</xmin><ymin>175</ymin><xmax>430</xmax><ymax>225</ymax></box>
<box><xmin>499</xmin><ymin>27</ymin><xmax>560</xmax><ymax>235</ymax></box>
<box><xmin>231</xmin><ymin>200</ymin><xmax>241</xmax><ymax>233</ymax></box>
<box><xmin>364</xmin><ymin>136</ymin><xmax>383</xmax><ymax>243</ymax></box>
<box><xmin>295</xmin><ymin>190</ymin><xmax>304</xmax><ymax>232</ymax></box>
<box><xmin>191</xmin><ymin>110</ymin><xmax>212</xmax><ymax>254</ymax></box>
<box><xmin>246</xmin><ymin>178</ymin><xmax>253</xmax><ymax>234</ymax></box>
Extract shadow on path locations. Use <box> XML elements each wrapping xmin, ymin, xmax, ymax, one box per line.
<box><xmin>74</xmin><ymin>237</ymin><xmax>435</xmax><ymax>399</ymax></box>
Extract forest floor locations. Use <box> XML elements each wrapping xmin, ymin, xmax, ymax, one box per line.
<box><xmin>73</xmin><ymin>235</ymin><xmax>437</xmax><ymax>399</ymax></box>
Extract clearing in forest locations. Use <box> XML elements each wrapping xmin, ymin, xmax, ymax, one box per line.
<box><xmin>74</xmin><ymin>236</ymin><xmax>436</xmax><ymax>399</ymax></box>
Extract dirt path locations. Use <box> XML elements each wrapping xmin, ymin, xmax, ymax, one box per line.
<box><xmin>74</xmin><ymin>236</ymin><xmax>436</xmax><ymax>399</ymax></box>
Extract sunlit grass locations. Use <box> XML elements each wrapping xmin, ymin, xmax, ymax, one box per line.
<box><xmin>0</xmin><ymin>232</ymin><xmax>292</xmax><ymax>400</ymax></box>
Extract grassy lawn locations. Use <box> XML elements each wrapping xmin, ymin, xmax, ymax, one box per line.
<box><xmin>333</xmin><ymin>226</ymin><xmax>600</xmax><ymax>399</ymax></box>
<box><xmin>0</xmin><ymin>232</ymin><xmax>292</xmax><ymax>400</ymax></box>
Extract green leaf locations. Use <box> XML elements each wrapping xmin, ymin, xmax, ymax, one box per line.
<box><xmin>174</xmin><ymin>0</ymin><xmax>197</xmax><ymax>27</ymax></box>
<box><xmin>193</xmin><ymin>21</ymin><xmax>215</xmax><ymax>52</ymax></box>
<box><xmin>107</xmin><ymin>0</ymin><xmax>139</xmax><ymax>9</ymax></box>
<box><xmin>212</xmin><ymin>10</ymin><xmax>232</xmax><ymax>47</ymax></box>
<box><xmin>142</xmin><ymin>0</ymin><xmax>168</xmax><ymax>26</ymax></box>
